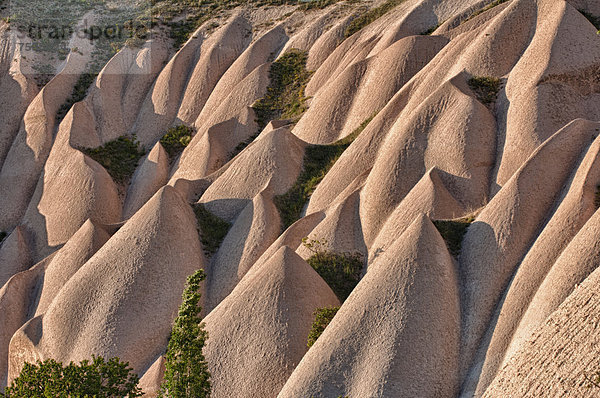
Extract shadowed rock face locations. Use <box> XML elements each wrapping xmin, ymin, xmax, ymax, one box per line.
<box><xmin>0</xmin><ymin>0</ymin><xmax>600</xmax><ymax>397</ymax></box>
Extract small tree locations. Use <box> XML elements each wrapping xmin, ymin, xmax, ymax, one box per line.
<box><xmin>159</xmin><ymin>269</ymin><xmax>211</xmax><ymax>397</ymax></box>
<box><xmin>3</xmin><ymin>356</ymin><xmax>142</xmax><ymax>397</ymax></box>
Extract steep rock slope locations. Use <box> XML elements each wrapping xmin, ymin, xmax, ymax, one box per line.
<box><xmin>0</xmin><ymin>0</ymin><xmax>599</xmax><ymax>397</ymax></box>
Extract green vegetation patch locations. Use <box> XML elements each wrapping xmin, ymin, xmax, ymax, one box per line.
<box><xmin>344</xmin><ymin>0</ymin><xmax>406</xmax><ymax>38</ymax></box>
<box><xmin>159</xmin><ymin>269</ymin><xmax>211</xmax><ymax>397</ymax></box>
<box><xmin>275</xmin><ymin>116</ymin><xmax>373</xmax><ymax>231</ymax></box>
<box><xmin>57</xmin><ymin>72</ymin><xmax>97</xmax><ymax>122</ymax></box>
<box><xmin>193</xmin><ymin>203</ymin><xmax>232</xmax><ymax>256</ymax></box>
<box><xmin>579</xmin><ymin>9</ymin><xmax>600</xmax><ymax>30</ymax></box>
<box><xmin>81</xmin><ymin>136</ymin><xmax>145</xmax><ymax>184</ymax></box>
<box><xmin>252</xmin><ymin>49</ymin><xmax>313</xmax><ymax>131</ymax></box>
<box><xmin>307</xmin><ymin>306</ymin><xmax>340</xmax><ymax>348</ymax></box>
<box><xmin>160</xmin><ymin>125</ymin><xmax>194</xmax><ymax>158</ymax></box>
<box><xmin>303</xmin><ymin>238</ymin><xmax>363</xmax><ymax>301</ymax></box>
<box><xmin>468</xmin><ymin>76</ymin><xmax>501</xmax><ymax>105</ymax></box>
<box><xmin>433</xmin><ymin>216</ymin><xmax>475</xmax><ymax>257</ymax></box>
<box><xmin>3</xmin><ymin>356</ymin><xmax>142</xmax><ymax>397</ymax></box>
<box><xmin>464</xmin><ymin>0</ymin><xmax>510</xmax><ymax>23</ymax></box>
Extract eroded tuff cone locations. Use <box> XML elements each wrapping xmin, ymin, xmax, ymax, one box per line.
<box><xmin>205</xmin><ymin>188</ymin><xmax>281</xmax><ymax>312</ymax></box>
<box><xmin>123</xmin><ymin>142</ymin><xmax>170</xmax><ymax>220</ymax></box>
<box><xmin>279</xmin><ymin>214</ymin><xmax>460</xmax><ymax>398</ymax></box>
<box><xmin>462</xmin><ymin>123</ymin><xmax>600</xmax><ymax>396</ymax></box>
<box><xmin>7</xmin><ymin>186</ymin><xmax>205</xmax><ymax>381</ymax></box>
<box><xmin>0</xmin><ymin>0</ymin><xmax>599</xmax><ymax>396</ymax></box>
<box><xmin>360</xmin><ymin>71</ymin><xmax>495</xmax><ymax>247</ymax></box>
<box><xmin>459</xmin><ymin>118</ymin><xmax>599</xmax><ymax>379</ymax></box>
<box><xmin>199</xmin><ymin>126</ymin><xmax>306</xmax><ymax>221</ymax></box>
<box><xmin>0</xmin><ymin>258</ymin><xmax>49</xmax><ymax>389</ymax></box>
<box><xmin>482</xmin><ymin>265</ymin><xmax>600</xmax><ymax>397</ymax></box>
<box><xmin>293</xmin><ymin>35</ymin><xmax>448</xmax><ymax>144</ymax></box>
<box><xmin>203</xmin><ymin>246</ymin><xmax>339</xmax><ymax>398</ymax></box>
<box><xmin>0</xmin><ymin>227</ymin><xmax>31</xmax><ymax>290</ymax></box>
<box><xmin>20</xmin><ymin>102</ymin><xmax>122</xmax><ymax>261</ymax></box>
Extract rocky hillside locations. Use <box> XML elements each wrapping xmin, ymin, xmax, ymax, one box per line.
<box><xmin>1</xmin><ymin>0</ymin><xmax>600</xmax><ymax>396</ymax></box>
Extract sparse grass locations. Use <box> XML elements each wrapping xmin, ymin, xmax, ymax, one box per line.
<box><xmin>464</xmin><ymin>0</ymin><xmax>509</xmax><ymax>23</ymax></box>
<box><xmin>303</xmin><ymin>238</ymin><xmax>363</xmax><ymax>301</ymax></box>
<box><xmin>307</xmin><ymin>306</ymin><xmax>339</xmax><ymax>348</ymax></box>
<box><xmin>80</xmin><ymin>136</ymin><xmax>145</xmax><ymax>184</ymax></box>
<box><xmin>0</xmin><ymin>231</ymin><xmax>6</xmax><ymax>245</ymax></box>
<box><xmin>579</xmin><ymin>9</ymin><xmax>600</xmax><ymax>30</ymax></box>
<box><xmin>468</xmin><ymin>76</ymin><xmax>501</xmax><ymax>105</ymax></box>
<box><xmin>231</xmin><ymin>49</ymin><xmax>312</xmax><ymax>158</ymax></box>
<box><xmin>344</xmin><ymin>0</ymin><xmax>406</xmax><ymax>38</ymax></box>
<box><xmin>193</xmin><ymin>203</ymin><xmax>232</xmax><ymax>256</ymax></box>
<box><xmin>274</xmin><ymin>116</ymin><xmax>373</xmax><ymax>231</ymax></box>
<box><xmin>433</xmin><ymin>216</ymin><xmax>475</xmax><ymax>257</ymax></box>
<box><xmin>155</xmin><ymin>0</ymin><xmax>342</xmax><ymax>49</ymax></box>
<box><xmin>57</xmin><ymin>72</ymin><xmax>97</xmax><ymax>122</ymax></box>
<box><xmin>298</xmin><ymin>0</ymin><xmax>341</xmax><ymax>11</ymax></box>
<box><xmin>252</xmin><ymin>49</ymin><xmax>313</xmax><ymax>131</ymax></box>
<box><xmin>160</xmin><ymin>125</ymin><xmax>193</xmax><ymax>158</ymax></box>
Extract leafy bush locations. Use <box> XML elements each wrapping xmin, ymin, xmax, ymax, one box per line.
<box><xmin>160</xmin><ymin>125</ymin><xmax>194</xmax><ymax>158</ymax></box>
<box><xmin>193</xmin><ymin>204</ymin><xmax>232</xmax><ymax>256</ymax></box>
<box><xmin>80</xmin><ymin>136</ymin><xmax>146</xmax><ymax>184</ymax></box>
<box><xmin>3</xmin><ymin>356</ymin><xmax>142</xmax><ymax>397</ymax></box>
<box><xmin>307</xmin><ymin>306</ymin><xmax>339</xmax><ymax>348</ymax></box>
<box><xmin>468</xmin><ymin>76</ymin><xmax>501</xmax><ymax>105</ymax></box>
<box><xmin>252</xmin><ymin>49</ymin><xmax>313</xmax><ymax>130</ymax></box>
<box><xmin>302</xmin><ymin>238</ymin><xmax>363</xmax><ymax>301</ymax></box>
<box><xmin>275</xmin><ymin>116</ymin><xmax>373</xmax><ymax>230</ymax></box>
<box><xmin>159</xmin><ymin>269</ymin><xmax>211</xmax><ymax>398</ymax></box>
<box><xmin>432</xmin><ymin>216</ymin><xmax>475</xmax><ymax>257</ymax></box>
<box><xmin>344</xmin><ymin>0</ymin><xmax>406</xmax><ymax>38</ymax></box>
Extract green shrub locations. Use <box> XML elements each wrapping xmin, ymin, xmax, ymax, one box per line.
<box><xmin>302</xmin><ymin>238</ymin><xmax>363</xmax><ymax>301</ymax></box>
<box><xmin>160</xmin><ymin>125</ymin><xmax>194</xmax><ymax>158</ymax></box>
<box><xmin>159</xmin><ymin>269</ymin><xmax>211</xmax><ymax>398</ymax></box>
<box><xmin>231</xmin><ymin>48</ymin><xmax>312</xmax><ymax>159</ymax></box>
<box><xmin>307</xmin><ymin>306</ymin><xmax>340</xmax><ymax>348</ymax></box>
<box><xmin>579</xmin><ymin>9</ymin><xmax>600</xmax><ymax>30</ymax></box>
<box><xmin>80</xmin><ymin>136</ymin><xmax>146</xmax><ymax>184</ymax></box>
<box><xmin>344</xmin><ymin>0</ymin><xmax>406</xmax><ymax>38</ymax></box>
<box><xmin>275</xmin><ymin>116</ymin><xmax>373</xmax><ymax>230</ymax></box>
<box><xmin>432</xmin><ymin>216</ymin><xmax>475</xmax><ymax>257</ymax></box>
<box><xmin>252</xmin><ymin>49</ymin><xmax>313</xmax><ymax>131</ymax></box>
<box><xmin>468</xmin><ymin>76</ymin><xmax>501</xmax><ymax>105</ymax></box>
<box><xmin>56</xmin><ymin>72</ymin><xmax>97</xmax><ymax>122</ymax></box>
<box><xmin>3</xmin><ymin>356</ymin><xmax>142</xmax><ymax>397</ymax></box>
<box><xmin>193</xmin><ymin>204</ymin><xmax>232</xmax><ymax>256</ymax></box>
